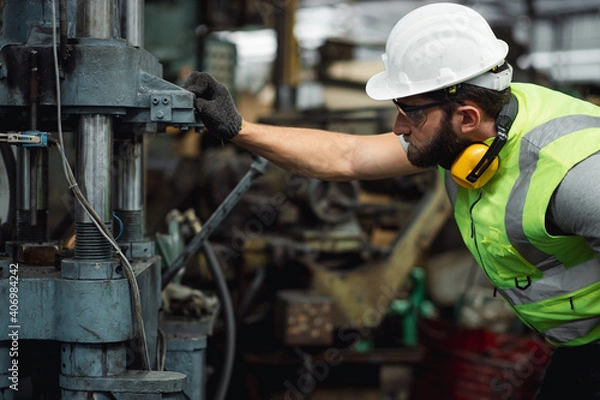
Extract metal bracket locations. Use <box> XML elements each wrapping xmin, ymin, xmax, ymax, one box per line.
<box><xmin>150</xmin><ymin>95</ymin><xmax>173</xmax><ymax>122</ymax></box>
<box><xmin>0</xmin><ymin>131</ymin><xmax>50</xmax><ymax>147</ymax></box>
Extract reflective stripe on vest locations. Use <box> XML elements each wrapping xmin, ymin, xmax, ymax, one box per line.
<box><xmin>499</xmin><ymin>257</ymin><xmax>600</xmax><ymax>305</ymax></box>
<box><xmin>506</xmin><ymin>115</ymin><xmax>600</xmax><ymax>265</ymax></box>
<box><xmin>543</xmin><ymin>315</ymin><xmax>600</xmax><ymax>344</ymax></box>
<box><xmin>499</xmin><ymin>257</ymin><xmax>600</xmax><ymax>344</ymax></box>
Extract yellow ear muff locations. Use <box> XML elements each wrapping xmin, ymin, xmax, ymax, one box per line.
<box><xmin>451</xmin><ymin>143</ymin><xmax>499</xmax><ymax>189</ymax></box>
<box><xmin>449</xmin><ymin>93</ymin><xmax>517</xmax><ymax>189</ymax></box>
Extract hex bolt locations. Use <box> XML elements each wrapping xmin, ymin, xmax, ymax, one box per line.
<box><xmin>156</xmin><ymin>111</ymin><xmax>164</xmax><ymax>119</ymax></box>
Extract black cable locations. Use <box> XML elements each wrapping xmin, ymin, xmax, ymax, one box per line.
<box><xmin>0</xmin><ymin>143</ymin><xmax>16</xmax><ymax>225</ymax></box>
<box><xmin>202</xmin><ymin>241</ymin><xmax>235</xmax><ymax>400</ymax></box>
<box><xmin>236</xmin><ymin>265</ymin><xmax>267</xmax><ymax>327</ymax></box>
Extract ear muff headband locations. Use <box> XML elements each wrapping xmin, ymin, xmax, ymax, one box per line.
<box><xmin>451</xmin><ymin>94</ymin><xmax>518</xmax><ymax>189</ymax></box>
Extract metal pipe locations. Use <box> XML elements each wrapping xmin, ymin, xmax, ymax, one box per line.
<box><xmin>66</xmin><ymin>5</ymin><xmax>127</xmax><ymax>396</ymax></box>
<box><xmin>115</xmin><ymin>137</ymin><xmax>144</xmax><ymax>212</ymax></box>
<box><xmin>29</xmin><ymin>50</ymin><xmax>40</xmax><ymax>226</ymax></box>
<box><xmin>75</xmin><ymin>115</ymin><xmax>113</xmax><ymax>260</ymax></box>
<box><xmin>29</xmin><ymin>50</ymin><xmax>39</xmax><ymax>131</ymax></box>
<box><xmin>28</xmin><ymin>150</ymin><xmax>44</xmax><ymax>227</ymax></box>
<box><xmin>114</xmin><ymin>134</ymin><xmax>145</xmax><ymax>242</ymax></box>
<box><xmin>15</xmin><ymin>50</ymin><xmax>48</xmax><ymax>242</ymax></box>
<box><xmin>16</xmin><ymin>148</ymin><xmax>31</xmax><ymax>214</ymax></box>
<box><xmin>59</xmin><ymin>0</ymin><xmax>72</xmax><ymax>60</ymax></box>
<box><xmin>115</xmin><ymin>0</ymin><xmax>146</xmax><ymax>243</ymax></box>
<box><xmin>76</xmin><ymin>0</ymin><xmax>114</xmax><ymax>39</ymax></box>
<box><xmin>121</xmin><ymin>0</ymin><xmax>144</xmax><ymax>47</ymax></box>
<box><xmin>73</xmin><ymin>0</ymin><xmax>114</xmax><ymax>260</ymax></box>
<box><xmin>273</xmin><ymin>0</ymin><xmax>299</xmax><ymax>111</ymax></box>
<box><xmin>15</xmin><ymin>148</ymin><xmax>48</xmax><ymax>242</ymax></box>
<box><xmin>16</xmin><ymin>148</ymin><xmax>32</xmax><ymax>241</ymax></box>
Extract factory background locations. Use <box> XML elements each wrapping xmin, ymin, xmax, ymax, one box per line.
<box><xmin>0</xmin><ymin>0</ymin><xmax>599</xmax><ymax>399</ymax></box>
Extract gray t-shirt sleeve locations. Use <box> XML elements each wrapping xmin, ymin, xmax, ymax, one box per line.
<box><xmin>547</xmin><ymin>152</ymin><xmax>600</xmax><ymax>253</ymax></box>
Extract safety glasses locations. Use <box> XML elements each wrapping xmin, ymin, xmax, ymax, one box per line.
<box><xmin>392</xmin><ymin>98</ymin><xmax>449</xmax><ymax>126</ymax></box>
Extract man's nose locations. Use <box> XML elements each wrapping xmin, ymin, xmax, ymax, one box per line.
<box><xmin>394</xmin><ymin>113</ymin><xmax>411</xmax><ymax>135</ymax></box>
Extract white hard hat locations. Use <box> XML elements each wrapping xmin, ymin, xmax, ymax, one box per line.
<box><xmin>366</xmin><ymin>2</ymin><xmax>510</xmax><ymax>100</ymax></box>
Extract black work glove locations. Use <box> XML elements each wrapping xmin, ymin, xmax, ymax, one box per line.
<box><xmin>182</xmin><ymin>71</ymin><xmax>242</xmax><ymax>140</ymax></box>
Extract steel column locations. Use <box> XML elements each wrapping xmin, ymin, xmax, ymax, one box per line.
<box><xmin>74</xmin><ymin>115</ymin><xmax>113</xmax><ymax>261</ymax></box>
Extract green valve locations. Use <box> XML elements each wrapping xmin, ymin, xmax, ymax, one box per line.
<box><xmin>386</xmin><ymin>267</ymin><xmax>428</xmax><ymax>347</ymax></box>
<box><xmin>353</xmin><ymin>339</ymin><xmax>374</xmax><ymax>353</ymax></box>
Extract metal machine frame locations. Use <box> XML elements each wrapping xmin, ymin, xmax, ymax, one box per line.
<box><xmin>0</xmin><ymin>1</ymin><xmax>206</xmax><ymax>398</ymax></box>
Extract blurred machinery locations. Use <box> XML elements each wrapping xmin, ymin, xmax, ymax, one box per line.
<box><xmin>146</xmin><ymin>116</ymin><xmax>454</xmax><ymax>399</ymax></box>
<box><xmin>128</xmin><ymin>0</ymin><xmax>599</xmax><ymax>398</ymax></box>
<box><xmin>0</xmin><ymin>1</ymin><xmax>456</xmax><ymax>399</ymax></box>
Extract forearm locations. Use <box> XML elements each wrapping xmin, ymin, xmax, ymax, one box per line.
<box><xmin>232</xmin><ymin>120</ymin><xmax>360</xmax><ymax>180</ymax></box>
<box><xmin>232</xmin><ymin>120</ymin><xmax>421</xmax><ymax>181</ymax></box>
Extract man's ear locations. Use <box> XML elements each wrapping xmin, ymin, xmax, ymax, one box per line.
<box><xmin>456</xmin><ymin>104</ymin><xmax>481</xmax><ymax>134</ymax></box>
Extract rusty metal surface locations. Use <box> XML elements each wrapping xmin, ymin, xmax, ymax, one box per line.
<box><xmin>275</xmin><ymin>289</ymin><xmax>335</xmax><ymax>346</ymax></box>
<box><xmin>17</xmin><ymin>243</ymin><xmax>60</xmax><ymax>265</ymax></box>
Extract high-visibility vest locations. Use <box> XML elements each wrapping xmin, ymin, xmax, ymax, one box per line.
<box><xmin>445</xmin><ymin>82</ymin><xmax>600</xmax><ymax>346</ymax></box>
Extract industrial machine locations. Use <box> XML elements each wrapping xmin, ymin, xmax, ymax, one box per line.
<box><xmin>0</xmin><ymin>1</ymin><xmax>218</xmax><ymax>398</ymax></box>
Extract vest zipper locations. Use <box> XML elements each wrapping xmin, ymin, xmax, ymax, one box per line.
<box><xmin>469</xmin><ymin>191</ymin><xmax>483</xmax><ymax>244</ymax></box>
<box><xmin>469</xmin><ymin>191</ymin><xmax>497</xmax><ymax>289</ymax></box>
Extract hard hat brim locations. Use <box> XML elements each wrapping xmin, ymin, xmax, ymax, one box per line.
<box><xmin>365</xmin><ymin>71</ymin><xmax>400</xmax><ymax>101</ymax></box>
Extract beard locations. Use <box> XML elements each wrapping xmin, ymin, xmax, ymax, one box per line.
<box><xmin>405</xmin><ymin>112</ymin><xmax>475</xmax><ymax>169</ymax></box>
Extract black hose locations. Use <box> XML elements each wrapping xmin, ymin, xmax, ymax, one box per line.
<box><xmin>236</xmin><ymin>266</ymin><xmax>267</xmax><ymax>327</ymax></box>
<box><xmin>202</xmin><ymin>241</ymin><xmax>235</xmax><ymax>400</ymax></box>
<box><xmin>0</xmin><ymin>143</ymin><xmax>16</xmax><ymax>225</ymax></box>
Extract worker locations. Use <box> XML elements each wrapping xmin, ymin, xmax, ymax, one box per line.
<box><xmin>182</xmin><ymin>3</ymin><xmax>600</xmax><ymax>399</ymax></box>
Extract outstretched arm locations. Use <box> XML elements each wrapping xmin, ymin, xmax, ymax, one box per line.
<box><xmin>183</xmin><ymin>71</ymin><xmax>423</xmax><ymax>181</ymax></box>
<box><xmin>234</xmin><ymin>121</ymin><xmax>423</xmax><ymax>181</ymax></box>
